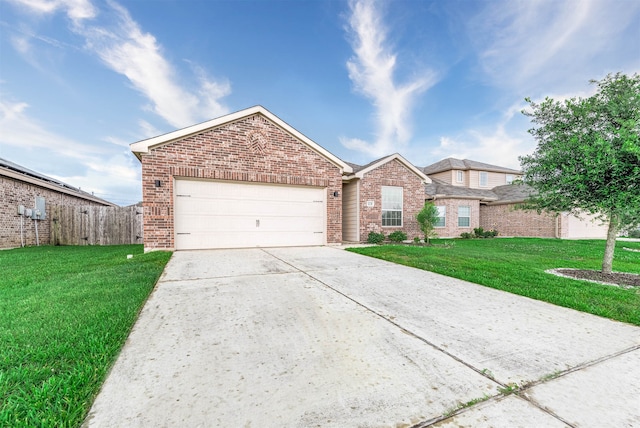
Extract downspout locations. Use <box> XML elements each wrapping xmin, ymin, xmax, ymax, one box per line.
<box><xmin>20</xmin><ymin>214</ymin><xmax>24</xmax><ymax>247</ymax></box>
<box><xmin>555</xmin><ymin>214</ymin><xmax>560</xmax><ymax>238</ymax></box>
<box><xmin>34</xmin><ymin>218</ymin><xmax>39</xmax><ymax>246</ymax></box>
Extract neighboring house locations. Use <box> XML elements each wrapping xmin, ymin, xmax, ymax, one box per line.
<box><xmin>423</xmin><ymin>158</ymin><xmax>608</xmax><ymax>239</ymax></box>
<box><xmin>424</xmin><ymin>157</ymin><xmax>521</xmax><ymax>189</ymax></box>
<box><xmin>131</xmin><ymin>108</ymin><xmax>607</xmax><ymax>251</ymax></box>
<box><xmin>130</xmin><ymin>106</ymin><xmax>351</xmax><ymax>251</ymax></box>
<box><xmin>342</xmin><ymin>154</ymin><xmax>430</xmax><ymax>242</ymax></box>
<box><xmin>0</xmin><ymin>157</ymin><xmax>116</xmax><ymax>249</ymax></box>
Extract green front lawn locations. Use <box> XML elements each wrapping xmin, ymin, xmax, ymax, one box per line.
<box><xmin>0</xmin><ymin>245</ymin><xmax>172</xmax><ymax>428</ymax></box>
<box><xmin>348</xmin><ymin>238</ymin><xmax>640</xmax><ymax>326</ymax></box>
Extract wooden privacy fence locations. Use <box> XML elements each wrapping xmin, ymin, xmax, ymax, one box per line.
<box><xmin>50</xmin><ymin>205</ymin><xmax>143</xmax><ymax>245</ymax></box>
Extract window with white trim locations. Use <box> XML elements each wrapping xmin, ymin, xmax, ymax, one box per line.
<box><xmin>479</xmin><ymin>171</ymin><xmax>488</xmax><ymax>187</ymax></box>
<box><xmin>506</xmin><ymin>174</ymin><xmax>514</xmax><ymax>184</ymax></box>
<box><xmin>456</xmin><ymin>170</ymin><xmax>464</xmax><ymax>183</ymax></box>
<box><xmin>381</xmin><ymin>186</ymin><xmax>403</xmax><ymax>227</ymax></box>
<box><xmin>458</xmin><ymin>206</ymin><xmax>470</xmax><ymax>227</ymax></box>
<box><xmin>435</xmin><ymin>206</ymin><xmax>446</xmax><ymax>227</ymax></box>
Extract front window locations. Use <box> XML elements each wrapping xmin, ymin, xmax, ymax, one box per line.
<box><xmin>458</xmin><ymin>206</ymin><xmax>470</xmax><ymax>227</ymax></box>
<box><xmin>506</xmin><ymin>174</ymin><xmax>514</xmax><ymax>184</ymax></box>
<box><xmin>435</xmin><ymin>206</ymin><xmax>446</xmax><ymax>227</ymax></box>
<box><xmin>479</xmin><ymin>171</ymin><xmax>488</xmax><ymax>187</ymax></box>
<box><xmin>456</xmin><ymin>171</ymin><xmax>464</xmax><ymax>183</ymax></box>
<box><xmin>382</xmin><ymin>186</ymin><xmax>403</xmax><ymax>227</ymax></box>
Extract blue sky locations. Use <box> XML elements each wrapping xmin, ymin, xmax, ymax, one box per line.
<box><xmin>1</xmin><ymin>0</ymin><xmax>639</xmax><ymax>206</ymax></box>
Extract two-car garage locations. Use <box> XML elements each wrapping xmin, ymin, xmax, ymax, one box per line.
<box><xmin>131</xmin><ymin>106</ymin><xmax>350</xmax><ymax>251</ymax></box>
<box><xmin>173</xmin><ymin>179</ymin><xmax>327</xmax><ymax>250</ymax></box>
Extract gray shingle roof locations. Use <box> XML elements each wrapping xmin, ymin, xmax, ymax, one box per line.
<box><xmin>344</xmin><ymin>154</ymin><xmax>397</xmax><ymax>174</ymax></box>
<box><xmin>423</xmin><ymin>157</ymin><xmax>522</xmax><ymax>175</ymax></box>
<box><xmin>425</xmin><ymin>178</ymin><xmax>536</xmax><ymax>204</ymax></box>
<box><xmin>491</xmin><ymin>183</ymin><xmax>536</xmax><ymax>204</ymax></box>
<box><xmin>425</xmin><ymin>178</ymin><xmax>499</xmax><ymax>201</ymax></box>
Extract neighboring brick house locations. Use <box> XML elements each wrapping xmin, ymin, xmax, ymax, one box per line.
<box><xmin>1</xmin><ymin>157</ymin><xmax>115</xmax><ymax>249</ymax></box>
<box><xmin>423</xmin><ymin>158</ymin><xmax>608</xmax><ymax>239</ymax></box>
<box><xmin>130</xmin><ymin>106</ymin><xmax>352</xmax><ymax>251</ymax></box>
<box><xmin>342</xmin><ymin>154</ymin><xmax>430</xmax><ymax>242</ymax></box>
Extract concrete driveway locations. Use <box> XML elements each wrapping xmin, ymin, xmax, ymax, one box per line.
<box><xmin>84</xmin><ymin>246</ymin><xmax>640</xmax><ymax>427</ymax></box>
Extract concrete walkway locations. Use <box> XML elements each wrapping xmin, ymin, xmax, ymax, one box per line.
<box><xmin>83</xmin><ymin>246</ymin><xmax>640</xmax><ymax>427</ymax></box>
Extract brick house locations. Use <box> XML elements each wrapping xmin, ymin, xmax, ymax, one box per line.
<box><xmin>130</xmin><ymin>106</ymin><xmax>352</xmax><ymax>251</ymax></box>
<box><xmin>131</xmin><ymin>108</ymin><xmax>607</xmax><ymax>251</ymax></box>
<box><xmin>342</xmin><ymin>154</ymin><xmax>430</xmax><ymax>242</ymax></box>
<box><xmin>1</xmin><ymin>157</ymin><xmax>115</xmax><ymax>249</ymax></box>
<box><xmin>424</xmin><ymin>158</ymin><xmax>608</xmax><ymax>239</ymax></box>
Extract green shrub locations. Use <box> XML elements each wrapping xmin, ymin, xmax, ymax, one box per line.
<box><xmin>460</xmin><ymin>232</ymin><xmax>474</xmax><ymax>239</ymax></box>
<box><xmin>473</xmin><ymin>227</ymin><xmax>485</xmax><ymax>237</ymax></box>
<box><xmin>628</xmin><ymin>229</ymin><xmax>640</xmax><ymax>238</ymax></box>
<box><xmin>413</xmin><ymin>236</ymin><xmax>421</xmax><ymax>244</ymax></box>
<box><xmin>388</xmin><ymin>231</ymin><xmax>407</xmax><ymax>242</ymax></box>
<box><xmin>473</xmin><ymin>227</ymin><xmax>498</xmax><ymax>238</ymax></box>
<box><xmin>367</xmin><ymin>231</ymin><xmax>386</xmax><ymax>244</ymax></box>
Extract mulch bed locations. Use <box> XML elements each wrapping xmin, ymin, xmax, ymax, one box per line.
<box><xmin>552</xmin><ymin>269</ymin><xmax>640</xmax><ymax>288</ymax></box>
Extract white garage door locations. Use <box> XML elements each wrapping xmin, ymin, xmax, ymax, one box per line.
<box><xmin>174</xmin><ymin>179</ymin><xmax>326</xmax><ymax>250</ymax></box>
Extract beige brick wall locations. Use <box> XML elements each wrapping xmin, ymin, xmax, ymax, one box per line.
<box><xmin>140</xmin><ymin>113</ymin><xmax>343</xmax><ymax>250</ymax></box>
<box><xmin>0</xmin><ymin>176</ymin><xmax>107</xmax><ymax>248</ymax></box>
<box><xmin>357</xmin><ymin>159</ymin><xmax>425</xmax><ymax>241</ymax></box>
<box><xmin>432</xmin><ymin>198</ymin><xmax>480</xmax><ymax>238</ymax></box>
<box><xmin>480</xmin><ymin>203</ymin><xmax>557</xmax><ymax>237</ymax></box>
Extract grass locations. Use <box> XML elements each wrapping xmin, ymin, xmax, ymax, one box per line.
<box><xmin>347</xmin><ymin>238</ymin><xmax>640</xmax><ymax>326</ymax></box>
<box><xmin>0</xmin><ymin>245</ymin><xmax>172</xmax><ymax>428</ymax></box>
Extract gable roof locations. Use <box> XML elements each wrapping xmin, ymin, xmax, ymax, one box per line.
<box><xmin>423</xmin><ymin>157</ymin><xmax>522</xmax><ymax>175</ymax></box>
<box><xmin>0</xmin><ymin>157</ymin><xmax>116</xmax><ymax>206</ymax></box>
<box><xmin>345</xmin><ymin>153</ymin><xmax>431</xmax><ymax>183</ymax></box>
<box><xmin>130</xmin><ymin>105</ymin><xmax>353</xmax><ymax>174</ymax></box>
<box><xmin>425</xmin><ymin>177</ymin><xmax>536</xmax><ymax>205</ymax></box>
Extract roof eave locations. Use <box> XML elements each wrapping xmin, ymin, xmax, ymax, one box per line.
<box><xmin>355</xmin><ymin>153</ymin><xmax>431</xmax><ymax>183</ymax></box>
<box><xmin>130</xmin><ymin>106</ymin><xmax>353</xmax><ymax>174</ymax></box>
<box><xmin>0</xmin><ymin>168</ymin><xmax>117</xmax><ymax>207</ymax></box>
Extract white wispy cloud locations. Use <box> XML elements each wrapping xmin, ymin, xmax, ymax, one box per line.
<box><xmin>469</xmin><ymin>0</ymin><xmax>640</xmax><ymax>95</ymax></box>
<box><xmin>6</xmin><ymin>0</ymin><xmax>96</xmax><ymax>22</ymax></box>
<box><xmin>430</xmin><ymin>101</ymin><xmax>530</xmax><ymax>170</ymax></box>
<box><xmin>341</xmin><ymin>0</ymin><xmax>438</xmax><ymax>157</ymax></box>
<box><xmin>0</xmin><ymin>97</ymin><xmax>141</xmax><ymax>205</ymax></box>
<box><xmin>8</xmin><ymin>0</ymin><xmax>231</xmax><ymax>128</ymax></box>
<box><xmin>0</xmin><ymin>98</ymin><xmax>106</xmax><ymax>159</ymax></box>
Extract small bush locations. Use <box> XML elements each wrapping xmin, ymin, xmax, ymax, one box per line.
<box><xmin>413</xmin><ymin>236</ymin><xmax>421</xmax><ymax>244</ymax></box>
<box><xmin>388</xmin><ymin>231</ymin><xmax>407</xmax><ymax>242</ymax></box>
<box><xmin>367</xmin><ymin>231</ymin><xmax>386</xmax><ymax>244</ymax></box>
<box><xmin>628</xmin><ymin>229</ymin><xmax>640</xmax><ymax>238</ymax></box>
<box><xmin>473</xmin><ymin>227</ymin><xmax>498</xmax><ymax>238</ymax></box>
<box><xmin>461</xmin><ymin>228</ymin><xmax>498</xmax><ymax>239</ymax></box>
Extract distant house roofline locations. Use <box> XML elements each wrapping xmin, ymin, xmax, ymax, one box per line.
<box><xmin>423</xmin><ymin>157</ymin><xmax>522</xmax><ymax>175</ymax></box>
<box><xmin>0</xmin><ymin>157</ymin><xmax>117</xmax><ymax>207</ymax></box>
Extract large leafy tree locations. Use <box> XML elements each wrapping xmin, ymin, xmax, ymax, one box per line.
<box><xmin>519</xmin><ymin>73</ymin><xmax>640</xmax><ymax>274</ymax></box>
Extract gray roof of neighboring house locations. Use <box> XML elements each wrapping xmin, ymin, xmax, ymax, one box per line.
<box><xmin>425</xmin><ymin>178</ymin><xmax>499</xmax><ymax>201</ymax></box>
<box><xmin>425</xmin><ymin>178</ymin><xmax>535</xmax><ymax>204</ymax></box>
<box><xmin>423</xmin><ymin>157</ymin><xmax>522</xmax><ymax>175</ymax></box>
<box><xmin>491</xmin><ymin>183</ymin><xmax>536</xmax><ymax>204</ymax></box>
<box><xmin>0</xmin><ymin>157</ymin><xmax>115</xmax><ymax>206</ymax></box>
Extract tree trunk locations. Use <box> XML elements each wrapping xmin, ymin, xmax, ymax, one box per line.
<box><xmin>602</xmin><ymin>217</ymin><xmax>618</xmax><ymax>274</ymax></box>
